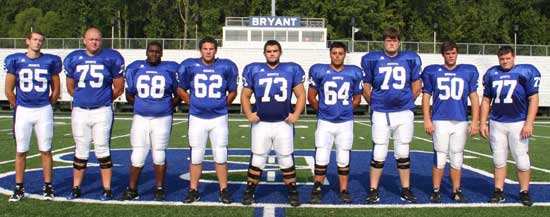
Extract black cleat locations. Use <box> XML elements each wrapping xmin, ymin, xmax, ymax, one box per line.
<box><xmin>308</xmin><ymin>182</ymin><xmax>323</xmax><ymax>204</ymax></box>
<box><xmin>119</xmin><ymin>188</ymin><xmax>139</xmax><ymax>201</ymax></box>
<box><xmin>42</xmin><ymin>185</ymin><xmax>55</xmax><ymax>201</ymax></box>
<box><xmin>100</xmin><ymin>189</ymin><xmax>113</xmax><ymax>201</ymax></box>
<box><xmin>66</xmin><ymin>186</ymin><xmax>81</xmax><ymax>200</ymax></box>
<box><xmin>430</xmin><ymin>188</ymin><xmax>441</xmax><ymax>203</ymax></box>
<box><xmin>488</xmin><ymin>188</ymin><xmax>505</xmax><ymax>203</ymax></box>
<box><xmin>183</xmin><ymin>189</ymin><xmax>200</xmax><ymax>203</ymax></box>
<box><xmin>8</xmin><ymin>187</ymin><xmax>25</xmax><ymax>202</ymax></box>
<box><xmin>519</xmin><ymin>190</ymin><xmax>533</xmax><ymax>206</ymax></box>
<box><xmin>287</xmin><ymin>183</ymin><xmax>301</xmax><ymax>207</ymax></box>
<box><xmin>241</xmin><ymin>183</ymin><xmax>256</xmax><ymax>205</ymax></box>
<box><xmin>365</xmin><ymin>188</ymin><xmax>380</xmax><ymax>204</ymax></box>
<box><xmin>338</xmin><ymin>190</ymin><xmax>352</xmax><ymax>203</ymax></box>
<box><xmin>400</xmin><ymin>187</ymin><xmax>417</xmax><ymax>203</ymax></box>
<box><xmin>154</xmin><ymin>188</ymin><xmax>166</xmax><ymax>201</ymax></box>
<box><xmin>218</xmin><ymin>188</ymin><xmax>233</xmax><ymax>204</ymax></box>
<box><xmin>451</xmin><ymin>189</ymin><xmax>468</xmax><ymax>203</ymax></box>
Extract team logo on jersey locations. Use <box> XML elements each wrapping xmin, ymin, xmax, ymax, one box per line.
<box><xmin>140</xmin><ymin>64</ymin><xmax>144</xmax><ymax>68</ymax></box>
<box><xmin>20</xmin><ymin>58</ymin><xmax>25</xmax><ymax>62</ymax></box>
<box><xmin>78</xmin><ymin>56</ymin><xmax>83</xmax><ymax>60</ymax></box>
<box><xmin>326</xmin><ymin>70</ymin><xmax>331</xmax><ymax>74</ymax></box>
<box><xmin>379</xmin><ymin>56</ymin><xmax>385</xmax><ymax>60</ymax></box>
<box><xmin>260</xmin><ymin>68</ymin><xmax>265</xmax><ymax>72</ymax></box>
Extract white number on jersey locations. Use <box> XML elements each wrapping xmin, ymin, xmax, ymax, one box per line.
<box><xmin>379</xmin><ymin>66</ymin><xmax>406</xmax><ymax>90</ymax></box>
<box><xmin>136</xmin><ymin>74</ymin><xmax>165</xmax><ymax>98</ymax></box>
<box><xmin>76</xmin><ymin>64</ymin><xmax>104</xmax><ymax>88</ymax></box>
<box><xmin>437</xmin><ymin>77</ymin><xmax>464</xmax><ymax>100</ymax></box>
<box><xmin>493</xmin><ymin>80</ymin><xmax>517</xmax><ymax>104</ymax></box>
<box><xmin>19</xmin><ymin>68</ymin><xmax>48</xmax><ymax>92</ymax></box>
<box><xmin>194</xmin><ymin>74</ymin><xmax>223</xmax><ymax>98</ymax></box>
<box><xmin>534</xmin><ymin>77</ymin><xmax>541</xmax><ymax>88</ymax></box>
<box><xmin>324</xmin><ymin>81</ymin><xmax>350</xmax><ymax>105</ymax></box>
<box><xmin>259</xmin><ymin>77</ymin><xmax>287</xmax><ymax>102</ymax></box>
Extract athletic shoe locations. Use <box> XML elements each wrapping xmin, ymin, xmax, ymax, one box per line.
<box><xmin>338</xmin><ymin>190</ymin><xmax>352</xmax><ymax>203</ymax></box>
<box><xmin>42</xmin><ymin>185</ymin><xmax>55</xmax><ymax>200</ymax></box>
<box><xmin>183</xmin><ymin>189</ymin><xmax>200</xmax><ymax>203</ymax></box>
<box><xmin>488</xmin><ymin>188</ymin><xmax>505</xmax><ymax>203</ymax></box>
<box><xmin>66</xmin><ymin>186</ymin><xmax>81</xmax><ymax>200</ymax></box>
<box><xmin>365</xmin><ymin>188</ymin><xmax>380</xmax><ymax>204</ymax></box>
<box><xmin>241</xmin><ymin>184</ymin><xmax>256</xmax><ymax>205</ymax></box>
<box><xmin>100</xmin><ymin>189</ymin><xmax>113</xmax><ymax>201</ymax></box>
<box><xmin>400</xmin><ymin>187</ymin><xmax>417</xmax><ymax>203</ymax></box>
<box><xmin>287</xmin><ymin>183</ymin><xmax>301</xmax><ymax>207</ymax></box>
<box><xmin>451</xmin><ymin>189</ymin><xmax>468</xmax><ymax>203</ymax></box>
<box><xmin>218</xmin><ymin>188</ymin><xmax>233</xmax><ymax>204</ymax></box>
<box><xmin>153</xmin><ymin>188</ymin><xmax>166</xmax><ymax>201</ymax></box>
<box><xmin>430</xmin><ymin>188</ymin><xmax>441</xmax><ymax>203</ymax></box>
<box><xmin>308</xmin><ymin>182</ymin><xmax>323</xmax><ymax>204</ymax></box>
<box><xmin>8</xmin><ymin>188</ymin><xmax>25</xmax><ymax>202</ymax></box>
<box><xmin>519</xmin><ymin>190</ymin><xmax>533</xmax><ymax>206</ymax></box>
<box><xmin>119</xmin><ymin>188</ymin><xmax>139</xmax><ymax>201</ymax></box>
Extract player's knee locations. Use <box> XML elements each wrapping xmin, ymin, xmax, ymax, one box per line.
<box><xmin>370</xmin><ymin>159</ymin><xmax>385</xmax><ymax>169</ymax></box>
<box><xmin>434</xmin><ymin>151</ymin><xmax>447</xmax><ymax>169</ymax></box>
<box><xmin>280</xmin><ymin>165</ymin><xmax>296</xmax><ymax>180</ymax></box>
<box><xmin>314</xmin><ymin>164</ymin><xmax>328</xmax><ymax>176</ymax></box>
<box><xmin>493</xmin><ymin>153</ymin><xmax>507</xmax><ymax>169</ymax></box>
<box><xmin>38</xmin><ymin>143</ymin><xmax>52</xmax><ymax>152</ymax></box>
<box><xmin>337</xmin><ymin>165</ymin><xmax>350</xmax><ymax>176</ymax></box>
<box><xmin>97</xmin><ymin>156</ymin><xmax>113</xmax><ymax>169</ymax></box>
<box><xmin>247</xmin><ymin>164</ymin><xmax>263</xmax><ymax>182</ymax></box>
<box><xmin>336</xmin><ymin>149</ymin><xmax>350</xmax><ymax>168</ymax></box>
<box><xmin>190</xmin><ymin>148</ymin><xmax>205</xmax><ymax>165</ymax></box>
<box><xmin>94</xmin><ymin>146</ymin><xmax>110</xmax><ymax>159</ymax></box>
<box><xmin>394</xmin><ymin>143</ymin><xmax>410</xmax><ymax>159</ymax></box>
<box><xmin>449</xmin><ymin>152</ymin><xmax>464</xmax><ymax>169</ymax></box>
<box><xmin>73</xmin><ymin>157</ymin><xmax>88</xmax><ymax>170</ymax></box>
<box><xmin>277</xmin><ymin>154</ymin><xmax>294</xmax><ymax>169</ymax></box>
<box><xmin>251</xmin><ymin>153</ymin><xmax>267</xmax><ymax>170</ymax></box>
<box><xmin>212</xmin><ymin>146</ymin><xmax>227</xmax><ymax>164</ymax></box>
<box><xmin>152</xmin><ymin>150</ymin><xmax>166</xmax><ymax>166</ymax></box>
<box><xmin>396</xmin><ymin>157</ymin><xmax>410</xmax><ymax>169</ymax></box>
<box><xmin>372</xmin><ymin>143</ymin><xmax>389</xmax><ymax>162</ymax></box>
<box><xmin>515</xmin><ymin>154</ymin><xmax>530</xmax><ymax>172</ymax></box>
<box><xmin>315</xmin><ymin>147</ymin><xmax>331</xmax><ymax>166</ymax></box>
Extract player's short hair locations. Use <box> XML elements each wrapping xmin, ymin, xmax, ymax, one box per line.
<box><xmin>440</xmin><ymin>41</ymin><xmax>458</xmax><ymax>55</ymax></box>
<box><xmin>199</xmin><ymin>36</ymin><xmax>218</xmax><ymax>50</ymax></box>
<box><xmin>83</xmin><ymin>26</ymin><xmax>102</xmax><ymax>37</ymax></box>
<box><xmin>264</xmin><ymin>40</ymin><xmax>282</xmax><ymax>52</ymax></box>
<box><xmin>383</xmin><ymin>27</ymin><xmax>400</xmax><ymax>40</ymax></box>
<box><xmin>147</xmin><ymin>41</ymin><xmax>163</xmax><ymax>52</ymax></box>
<box><xmin>329</xmin><ymin>42</ymin><xmax>347</xmax><ymax>52</ymax></box>
<box><xmin>498</xmin><ymin>45</ymin><xmax>515</xmax><ymax>57</ymax></box>
<box><xmin>27</xmin><ymin>31</ymin><xmax>44</xmax><ymax>39</ymax></box>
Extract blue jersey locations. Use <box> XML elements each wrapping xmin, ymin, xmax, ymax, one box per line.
<box><xmin>422</xmin><ymin>64</ymin><xmax>479</xmax><ymax>121</ymax></box>
<box><xmin>178</xmin><ymin>58</ymin><xmax>238</xmax><ymax>119</ymax></box>
<box><xmin>361</xmin><ymin>51</ymin><xmax>422</xmax><ymax>112</ymax></box>
<box><xmin>242</xmin><ymin>62</ymin><xmax>305</xmax><ymax>122</ymax></box>
<box><xmin>483</xmin><ymin>64</ymin><xmax>541</xmax><ymax>122</ymax></box>
<box><xmin>126</xmin><ymin>60</ymin><xmax>179</xmax><ymax>117</ymax></box>
<box><xmin>308</xmin><ymin>64</ymin><xmax>363</xmax><ymax>123</ymax></box>
<box><xmin>64</xmin><ymin>49</ymin><xmax>125</xmax><ymax>108</ymax></box>
<box><xmin>4</xmin><ymin>53</ymin><xmax>62</xmax><ymax>107</ymax></box>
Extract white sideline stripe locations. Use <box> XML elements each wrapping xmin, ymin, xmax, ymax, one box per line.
<box><xmin>532</xmin><ymin>135</ymin><xmax>550</xmax><ymax>139</ymax></box>
<box><xmin>0</xmin><ymin>128</ymin><xmax>12</xmax><ymax>132</ymax></box>
<box><xmin>263</xmin><ymin>205</ymin><xmax>275</xmax><ymax>217</ymax></box>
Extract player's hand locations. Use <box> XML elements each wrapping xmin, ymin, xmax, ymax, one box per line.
<box><xmin>480</xmin><ymin>124</ymin><xmax>489</xmax><ymax>139</ymax></box>
<box><xmin>246</xmin><ymin>112</ymin><xmax>260</xmax><ymax>123</ymax></box>
<box><xmin>469</xmin><ymin>123</ymin><xmax>479</xmax><ymax>137</ymax></box>
<box><xmin>285</xmin><ymin>113</ymin><xmax>299</xmax><ymax>124</ymax></box>
<box><xmin>424</xmin><ymin>120</ymin><xmax>434</xmax><ymax>136</ymax></box>
<box><xmin>521</xmin><ymin>123</ymin><xmax>534</xmax><ymax>139</ymax></box>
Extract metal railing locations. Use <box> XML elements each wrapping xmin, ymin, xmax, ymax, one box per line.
<box><xmin>1</xmin><ymin>37</ymin><xmax>548</xmax><ymax>56</ymax></box>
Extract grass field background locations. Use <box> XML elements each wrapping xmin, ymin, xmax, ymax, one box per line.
<box><xmin>1</xmin><ymin>112</ymin><xmax>550</xmax><ymax>216</ymax></box>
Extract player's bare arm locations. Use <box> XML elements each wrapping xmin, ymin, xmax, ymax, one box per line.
<box><xmin>4</xmin><ymin>73</ymin><xmax>16</xmax><ymax>107</ymax></box>
<box><xmin>241</xmin><ymin>87</ymin><xmax>259</xmax><ymax>123</ymax></box>
<box><xmin>286</xmin><ymin>83</ymin><xmax>306</xmax><ymax>124</ymax></box>
<box><xmin>480</xmin><ymin>96</ymin><xmax>491</xmax><ymax>139</ymax></box>
<box><xmin>66</xmin><ymin>77</ymin><xmax>75</xmax><ymax>96</ymax></box>
<box><xmin>469</xmin><ymin>92</ymin><xmax>481</xmax><ymax>136</ymax></box>
<box><xmin>421</xmin><ymin>92</ymin><xmax>434</xmax><ymax>136</ymax></box>
<box><xmin>112</xmin><ymin>77</ymin><xmax>125</xmax><ymax>100</ymax></box>
<box><xmin>172</xmin><ymin>95</ymin><xmax>181</xmax><ymax>107</ymax></box>
<box><xmin>125</xmin><ymin>92</ymin><xmax>136</xmax><ymax>105</ymax></box>
<box><xmin>411</xmin><ymin>79</ymin><xmax>422</xmax><ymax>99</ymax></box>
<box><xmin>226</xmin><ymin>90</ymin><xmax>237</xmax><ymax>107</ymax></box>
<box><xmin>50</xmin><ymin>74</ymin><xmax>61</xmax><ymax>105</ymax></box>
<box><xmin>352</xmin><ymin>94</ymin><xmax>361</xmax><ymax>109</ymax></box>
<box><xmin>177</xmin><ymin>87</ymin><xmax>190</xmax><ymax>104</ymax></box>
<box><xmin>362</xmin><ymin>82</ymin><xmax>372</xmax><ymax>105</ymax></box>
<box><xmin>521</xmin><ymin>94</ymin><xmax>539</xmax><ymax>138</ymax></box>
<box><xmin>307</xmin><ymin>87</ymin><xmax>319</xmax><ymax>112</ymax></box>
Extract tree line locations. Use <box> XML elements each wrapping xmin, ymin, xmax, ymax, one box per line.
<box><xmin>1</xmin><ymin>0</ymin><xmax>550</xmax><ymax>45</ymax></box>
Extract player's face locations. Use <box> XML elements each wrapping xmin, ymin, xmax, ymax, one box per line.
<box><xmin>498</xmin><ymin>52</ymin><xmax>515</xmax><ymax>70</ymax></box>
<box><xmin>83</xmin><ymin>28</ymin><xmax>103</xmax><ymax>55</ymax></box>
<box><xmin>330</xmin><ymin>47</ymin><xmax>346</xmax><ymax>67</ymax></box>
<box><xmin>26</xmin><ymin>33</ymin><xmax>44</xmax><ymax>52</ymax></box>
<box><xmin>443</xmin><ymin>48</ymin><xmax>458</xmax><ymax>67</ymax></box>
<box><xmin>383</xmin><ymin>37</ymin><xmax>400</xmax><ymax>56</ymax></box>
<box><xmin>264</xmin><ymin>45</ymin><xmax>281</xmax><ymax>66</ymax></box>
<box><xmin>146</xmin><ymin>45</ymin><xmax>162</xmax><ymax>66</ymax></box>
<box><xmin>200</xmin><ymin>42</ymin><xmax>217</xmax><ymax>64</ymax></box>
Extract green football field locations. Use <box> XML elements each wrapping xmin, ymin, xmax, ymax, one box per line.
<box><xmin>1</xmin><ymin>113</ymin><xmax>550</xmax><ymax>216</ymax></box>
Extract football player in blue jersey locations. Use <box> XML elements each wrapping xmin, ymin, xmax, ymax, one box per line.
<box><xmin>307</xmin><ymin>42</ymin><xmax>363</xmax><ymax>204</ymax></box>
<box><xmin>178</xmin><ymin>37</ymin><xmax>238</xmax><ymax>204</ymax></box>
<box><xmin>240</xmin><ymin>40</ymin><xmax>306</xmax><ymax>207</ymax></box>
<box><xmin>480</xmin><ymin>46</ymin><xmax>540</xmax><ymax>206</ymax></box>
<box><xmin>4</xmin><ymin>32</ymin><xmax>61</xmax><ymax>202</ymax></box>
<box><xmin>64</xmin><ymin>27</ymin><xmax>125</xmax><ymax>201</ymax></box>
<box><xmin>118</xmin><ymin>42</ymin><xmax>179</xmax><ymax>201</ymax></box>
<box><xmin>421</xmin><ymin>41</ymin><xmax>480</xmax><ymax>203</ymax></box>
<box><xmin>361</xmin><ymin>27</ymin><xmax>422</xmax><ymax>203</ymax></box>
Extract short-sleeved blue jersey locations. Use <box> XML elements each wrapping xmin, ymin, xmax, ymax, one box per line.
<box><xmin>242</xmin><ymin>62</ymin><xmax>305</xmax><ymax>122</ymax></box>
<box><xmin>308</xmin><ymin>64</ymin><xmax>363</xmax><ymax>123</ymax></box>
<box><xmin>126</xmin><ymin>60</ymin><xmax>179</xmax><ymax>117</ymax></box>
<box><xmin>483</xmin><ymin>64</ymin><xmax>541</xmax><ymax>122</ymax></box>
<box><xmin>64</xmin><ymin>49</ymin><xmax>125</xmax><ymax>108</ymax></box>
<box><xmin>4</xmin><ymin>53</ymin><xmax>62</xmax><ymax>107</ymax></box>
<box><xmin>361</xmin><ymin>51</ymin><xmax>422</xmax><ymax>112</ymax></box>
<box><xmin>422</xmin><ymin>64</ymin><xmax>479</xmax><ymax>121</ymax></box>
<box><xmin>178</xmin><ymin>58</ymin><xmax>238</xmax><ymax>119</ymax></box>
